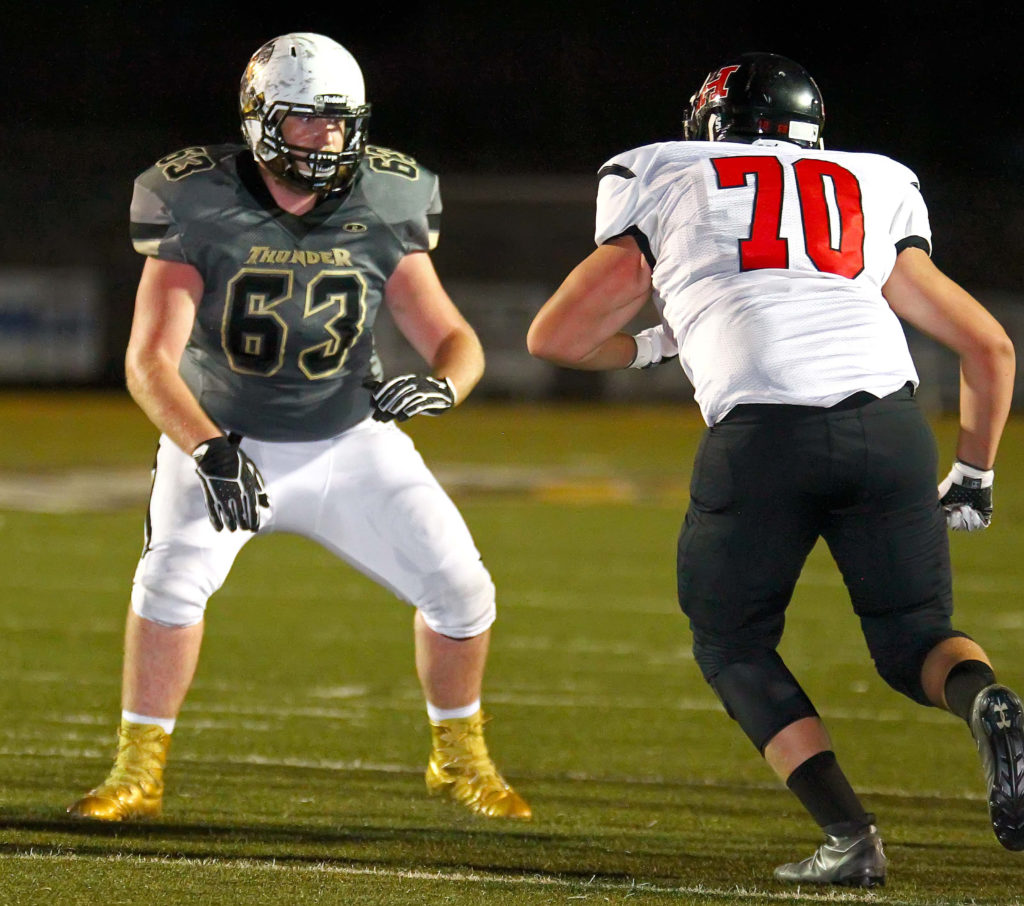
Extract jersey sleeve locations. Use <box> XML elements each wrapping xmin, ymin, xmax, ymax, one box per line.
<box><xmin>425</xmin><ymin>176</ymin><xmax>441</xmax><ymax>251</ymax></box>
<box><xmin>889</xmin><ymin>166</ymin><xmax>932</xmax><ymax>256</ymax></box>
<box><xmin>594</xmin><ymin>146</ymin><xmax>660</xmax><ymax>267</ymax></box>
<box><xmin>360</xmin><ymin>147</ymin><xmax>441</xmax><ymax>255</ymax></box>
<box><xmin>129</xmin><ymin>166</ymin><xmax>189</xmax><ymax>263</ymax></box>
<box><xmin>393</xmin><ymin>171</ymin><xmax>439</xmax><ymax>253</ymax></box>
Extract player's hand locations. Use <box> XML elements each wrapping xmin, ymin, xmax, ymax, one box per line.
<box><xmin>192</xmin><ymin>435</ymin><xmax>270</xmax><ymax>532</ymax></box>
<box><xmin>938</xmin><ymin>459</ymin><xmax>993</xmax><ymax>531</ymax></box>
<box><xmin>629</xmin><ymin>325</ymin><xmax>678</xmax><ymax>370</ymax></box>
<box><xmin>370</xmin><ymin>374</ymin><xmax>457</xmax><ymax>422</ymax></box>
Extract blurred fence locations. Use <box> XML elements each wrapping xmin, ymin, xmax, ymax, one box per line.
<box><xmin>1</xmin><ymin>170</ymin><xmax>1022</xmax><ymax>412</ymax></box>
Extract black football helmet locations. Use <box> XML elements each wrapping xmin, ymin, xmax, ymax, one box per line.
<box><xmin>683</xmin><ymin>53</ymin><xmax>824</xmax><ymax>149</ymax></box>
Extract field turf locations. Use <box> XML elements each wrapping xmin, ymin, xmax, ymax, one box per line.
<box><xmin>1</xmin><ymin>390</ymin><xmax>1023</xmax><ymax>904</ymax></box>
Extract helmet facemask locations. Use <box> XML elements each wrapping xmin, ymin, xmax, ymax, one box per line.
<box><xmin>245</xmin><ymin>100</ymin><xmax>370</xmax><ymax>194</ymax></box>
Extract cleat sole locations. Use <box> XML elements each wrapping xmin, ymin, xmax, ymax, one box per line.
<box><xmin>972</xmin><ymin>686</ymin><xmax>1024</xmax><ymax>851</ymax></box>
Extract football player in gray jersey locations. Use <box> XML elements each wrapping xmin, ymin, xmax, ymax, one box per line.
<box><xmin>530</xmin><ymin>53</ymin><xmax>1023</xmax><ymax>883</ymax></box>
<box><xmin>68</xmin><ymin>33</ymin><xmax>530</xmax><ymax>822</ymax></box>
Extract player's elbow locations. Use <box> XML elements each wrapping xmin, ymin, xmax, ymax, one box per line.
<box><xmin>961</xmin><ymin>322</ymin><xmax>1016</xmax><ymax>389</ymax></box>
<box><xmin>124</xmin><ymin>344</ymin><xmax>176</xmax><ymax>402</ymax></box>
<box><xmin>969</xmin><ymin>319</ymin><xmax>1014</xmax><ymax>366</ymax></box>
<box><xmin>124</xmin><ymin>351</ymin><xmax>156</xmax><ymax>405</ymax></box>
<box><xmin>981</xmin><ymin>327</ymin><xmax>1015</xmax><ymax>379</ymax></box>
<box><xmin>124</xmin><ymin>346</ymin><xmax>146</xmax><ymax>396</ymax></box>
<box><xmin>527</xmin><ymin>319</ymin><xmax>581</xmax><ymax>366</ymax></box>
<box><xmin>992</xmin><ymin>327</ymin><xmax>1014</xmax><ymax>366</ymax></box>
<box><xmin>525</xmin><ymin>320</ymin><xmax>552</xmax><ymax>361</ymax></box>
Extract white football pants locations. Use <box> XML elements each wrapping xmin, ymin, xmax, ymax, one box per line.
<box><xmin>131</xmin><ymin>416</ymin><xmax>496</xmax><ymax>638</ymax></box>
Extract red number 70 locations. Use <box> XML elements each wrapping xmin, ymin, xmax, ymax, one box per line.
<box><xmin>711</xmin><ymin>155</ymin><xmax>865</xmax><ymax>279</ymax></box>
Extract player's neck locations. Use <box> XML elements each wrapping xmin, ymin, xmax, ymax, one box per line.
<box><xmin>258</xmin><ymin>166</ymin><xmax>321</xmax><ymax>216</ymax></box>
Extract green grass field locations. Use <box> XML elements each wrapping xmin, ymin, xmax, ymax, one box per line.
<box><xmin>1</xmin><ymin>391</ymin><xmax>1023</xmax><ymax>905</ymax></box>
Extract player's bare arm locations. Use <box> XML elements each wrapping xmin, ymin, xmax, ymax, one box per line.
<box><xmin>527</xmin><ymin>235</ymin><xmax>653</xmax><ymax>370</ymax></box>
<box><xmin>124</xmin><ymin>257</ymin><xmax>223</xmax><ymax>453</ymax></box>
<box><xmin>883</xmin><ymin>247</ymin><xmax>1015</xmax><ymax>469</ymax></box>
<box><xmin>384</xmin><ymin>250</ymin><xmax>484</xmax><ymax>403</ymax></box>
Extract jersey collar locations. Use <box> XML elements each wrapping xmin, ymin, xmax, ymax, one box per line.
<box><xmin>235</xmin><ymin>150</ymin><xmax>355</xmax><ymax>238</ymax></box>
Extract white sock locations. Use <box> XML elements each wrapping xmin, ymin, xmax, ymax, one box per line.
<box><xmin>426</xmin><ymin>700</ymin><xmax>481</xmax><ymax>722</ymax></box>
<box><xmin>122</xmin><ymin>710</ymin><xmax>176</xmax><ymax>734</ymax></box>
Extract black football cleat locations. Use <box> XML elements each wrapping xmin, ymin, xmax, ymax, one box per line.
<box><xmin>969</xmin><ymin>684</ymin><xmax>1024</xmax><ymax>851</ymax></box>
<box><xmin>774</xmin><ymin>825</ymin><xmax>886</xmax><ymax>887</ymax></box>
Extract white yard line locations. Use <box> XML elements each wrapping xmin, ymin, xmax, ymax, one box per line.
<box><xmin>0</xmin><ymin>850</ymin><xmax>968</xmax><ymax>904</ymax></box>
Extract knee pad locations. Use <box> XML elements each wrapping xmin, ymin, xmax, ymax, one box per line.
<box><xmin>130</xmin><ymin>525</ymin><xmax>243</xmax><ymax>627</ymax></box>
<box><xmin>131</xmin><ymin>583</ymin><xmax>207</xmax><ymax>627</ymax></box>
<box><xmin>130</xmin><ymin>547</ymin><xmax>218</xmax><ymax>628</ymax></box>
<box><xmin>706</xmin><ymin>649</ymin><xmax>818</xmax><ymax>752</ymax></box>
<box><xmin>415</xmin><ymin>559</ymin><xmax>496</xmax><ymax>639</ymax></box>
<box><xmin>863</xmin><ymin>613</ymin><xmax>969</xmax><ymax>704</ymax></box>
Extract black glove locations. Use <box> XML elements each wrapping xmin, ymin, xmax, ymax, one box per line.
<box><xmin>370</xmin><ymin>374</ymin><xmax>456</xmax><ymax>422</ymax></box>
<box><xmin>938</xmin><ymin>459</ymin><xmax>994</xmax><ymax>531</ymax></box>
<box><xmin>192</xmin><ymin>436</ymin><xmax>270</xmax><ymax>532</ymax></box>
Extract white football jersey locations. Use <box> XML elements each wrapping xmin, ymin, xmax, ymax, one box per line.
<box><xmin>596</xmin><ymin>139</ymin><xmax>928</xmax><ymax>425</ymax></box>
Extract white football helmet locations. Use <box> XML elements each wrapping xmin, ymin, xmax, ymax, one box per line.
<box><xmin>239</xmin><ymin>33</ymin><xmax>371</xmax><ymax>194</ymax></box>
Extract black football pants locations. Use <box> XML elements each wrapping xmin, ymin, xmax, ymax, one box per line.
<box><xmin>677</xmin><ymin>384</ymin><xmax>958</xmax><ymax>709</ymax></box>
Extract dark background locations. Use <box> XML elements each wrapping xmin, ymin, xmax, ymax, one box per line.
<box><xmin>2</xmin><ymin>4</ymin><xmax>1022</xmax><ymax>384</ymax></box>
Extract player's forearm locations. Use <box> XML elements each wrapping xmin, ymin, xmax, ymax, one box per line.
<box><xmin>577</xmin><ymin>332</ymin><xmax>640</xmax><ymax>370</ymax></box>
<box><xmin>528</xmin><ymin>242</ymin><xmax>652</xmax><ymax>370</ymax></box>
<box><xmin>956</xmin><ymin>343</ymin><xmax>1015</xmax><ymax>469</ymax></box>
<box><xmin>429</xmin><ymin>328</ymin><xmax>484</xmax><ymax>404</ymax></box>
<box><xmin>125</xmin><ymin>352</ymin><xmax>222</xmax><ymax>454</ymax></box>
<box><xmin>526</xmin><ymin>277</ymin><xmax>641</xmax><ymax>370</ymax></box>
<box><xmin>536</xmin><ymin>330</ymin><xmax>639</xmax><ymax>371</ymax></box>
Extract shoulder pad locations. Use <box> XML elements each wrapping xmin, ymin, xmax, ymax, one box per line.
<box><xmin>355</xmin><ymin>147</ymin><xmax>440</xmax><ymax>251</ymax></box>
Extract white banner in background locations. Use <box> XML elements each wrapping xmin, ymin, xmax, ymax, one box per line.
<box><xmin>0</xmin><ymin>268</ymin><xmax>103</xmax><ymax>381</ymax></box>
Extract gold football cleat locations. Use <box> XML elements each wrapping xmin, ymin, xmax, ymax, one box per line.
<box><xmin>425</xmin><ymin>711</ymin><xmax>531</xmax><ymax>819</ymax></box>
<box><xmin>67</xmin><ymin>719</ymin><xmax>170</xmax><ymax>821</ymax></box>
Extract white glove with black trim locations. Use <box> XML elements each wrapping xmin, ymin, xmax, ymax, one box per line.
<box><xmin>628</xmin><ymin>325</ymin><xmax>679</xmax><ymax>370</ymax></box>
<box><xmin>371</xmin><ymin>374</ymin><xmax>457</xmax><ymax>422</ymax></box>
<box><xmin>938</xmin><ymin>459</ymin><xmax>994</xmax><ymax>531</ymax></box>
<box><xmin>192</xmin><ymin>435</ymin><xmax>270</xmax><ymax>532</ymax></box>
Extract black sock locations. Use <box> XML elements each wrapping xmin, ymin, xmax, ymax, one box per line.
<box><xmin>944</xmin><ymin>659</ymin><xmax>996</xmax><ymax>722</ymax></box>
<box><xmin>785</xmin><ymin>751</ymin><xmax>870</xmax><ymax>833</ymax></box>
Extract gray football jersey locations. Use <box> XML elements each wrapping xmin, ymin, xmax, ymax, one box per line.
<box><xmin>130</xmin><ymin>143</ymin><xmax>441</xmax><ymax>441</ymax></box>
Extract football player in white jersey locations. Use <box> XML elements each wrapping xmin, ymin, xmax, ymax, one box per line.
<box><xmin>529</xmin><ymin>53</ymin><xmax>1022</xmax><ymax>884</ymax></box>
<box><xmin>67</xmin><ymin>33</ymin><xmax>530</xmax><ymax>823</ymax></box>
